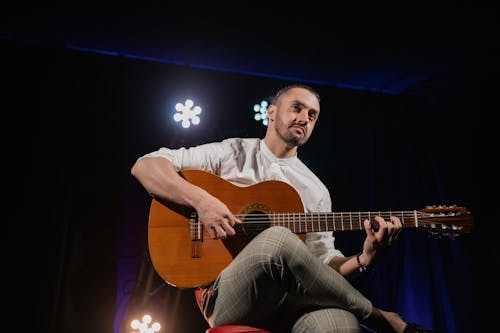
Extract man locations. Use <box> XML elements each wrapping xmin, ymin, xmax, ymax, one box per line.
<box><xmin>131</xmin><ymin>84</ymin><xmax>432</xmax><ymax>332</ymax></box>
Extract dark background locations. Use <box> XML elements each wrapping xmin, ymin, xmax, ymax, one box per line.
<box><xmin>3</xmin><ymin>5</ymin><xmax>497</xmax><ymax>333</ymax></box>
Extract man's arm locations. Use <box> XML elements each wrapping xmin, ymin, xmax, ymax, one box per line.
<box><xmin>329</xmin><ymin>216</ymin><xmax>402</xmax><ymax>276</ymax></box>
<box><xmin>131</xmin><ymin>157</ymin><xmax>241</xmax><ymax>239</ymax></box>
<box><xmin>329</xmin><ymin>255</ymin><xmax>367</xmax><ymax>276</ymax></box>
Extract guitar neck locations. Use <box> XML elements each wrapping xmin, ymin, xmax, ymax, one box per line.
<box><xmin>263</xmin><ymin>211</ymin><xmax>419</xmax><ymax>233</ymax></box>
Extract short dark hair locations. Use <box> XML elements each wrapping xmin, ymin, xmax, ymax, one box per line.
<box><xmin>271</xmin><ymin>83</ymin><xmax>320</xmax><ymax>105</ymax></box>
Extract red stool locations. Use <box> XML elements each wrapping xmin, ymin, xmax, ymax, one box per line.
<box><xmin>194</xmin><ymin>288</ymin><xmax>272</xmax><ymax>333</ymax></box>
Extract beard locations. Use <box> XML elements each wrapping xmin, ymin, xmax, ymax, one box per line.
<box><xmin>275</xmin><ymin>120</ymin><xmax>310</xmax><ymax>147</ymax></box>
<box><xmin>284</xmin><ymin>131</ymin><xmax>306</xmax><ymax>146</ymax></box>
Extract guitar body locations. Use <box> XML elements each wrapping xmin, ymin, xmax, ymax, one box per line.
<box><xmin>148</xmin><ymin>169</ymin><xmax>305</xmax><ymax>289</ymax></box>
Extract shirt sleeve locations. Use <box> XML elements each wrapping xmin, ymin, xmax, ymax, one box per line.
<box><xmin>304</xmin><ymin>189</ymin><xmax>344</xmax><ymax>264</ymax></box>
<box><xmin>138</xmin><ymin>142</ymin><xmax>230</xmax><ymax>174</ymax></box>
<box><xmin>305</xmin><ymin>232</ymin><xmax>344</xmax><ymax>264</ymax></box>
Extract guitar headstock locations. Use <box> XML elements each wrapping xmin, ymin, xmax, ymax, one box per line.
<box><xmin>417</xmin><ymin>205</ymin><xmax>474</xmax><ymax>236</ymax></box>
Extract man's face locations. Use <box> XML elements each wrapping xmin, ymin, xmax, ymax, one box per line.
<box><xmin>271</xmin><ymin>87</ymin><xmax>320</xmax><ymax>147</ymax></box>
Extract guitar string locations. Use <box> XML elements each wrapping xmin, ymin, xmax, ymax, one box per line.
<box><xmin>230</xmin><ymin>212</ymin><xmax>459</xmax><ymax>226</ymax></box>
<box><xmin>190</xmin><ymin>211</ymin><xmax>465</xmax><ymax>232</ymax></box>
<box><xmin>211</xmin><ymin>212</ymin><xmax>422</xmax><ymax>230</ymax></box>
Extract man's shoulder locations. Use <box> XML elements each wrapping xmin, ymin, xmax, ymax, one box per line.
<box><xmin>221</xmin><ymin>137</ymin><xmax>261</xmax><ymax>149</ymax></box>
<box><xmin>222</xmin><ymin>137</ymin><xmax>260</xmax><ymax>144</ymax></box>
<box><xmin>295</xmin><ymin>158</ymin><xmax>331</xmax><ymax>193</ymax></box>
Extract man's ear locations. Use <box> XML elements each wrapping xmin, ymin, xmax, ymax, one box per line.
<box><xmin>267</xmin><ymin>105</ymin><xmax>275</xmax><ymax>122</ymax></box>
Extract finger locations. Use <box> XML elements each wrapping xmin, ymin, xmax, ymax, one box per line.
<box><xmin>226</xmin><ymin>215</ymin><xmax>241</xmax><ymax>226</ymax></box>
<box><xmin>214</xmin><ymin>224</ymin><xmax>228</xmax><ymax>239</ymax></box>
<box><xmin>363</xmin><ymin>219</ymin><xmax>375</xmax><ymax>236</ymax></box>
<box><xmin>209</xmin><ymin>223</ymin><xmax>229</xmax><ymax>239</ymax></box>
<box><xmin>385</xmin><ymin>217</ymin><xmax>396</xmax><ymax>232</ymax></box>
<box><xmin>390</xmin><ymin>215</ymin><xmax>402</xmax><ymax>228</ymax></box>
<box><xmin>374</xmin><ymin>216</ymin><xmax>388</xmax><ymax>232</ymax></box>
<box><xmin>389</xmin><ymin>216</ymin><xmax>402</xmax><ymax>239</ymax></box>
<box><xmin>209</xmin><ymin>226</ymin><xmax>218</xmax><ymax>239</ymax></box>
<box><xmin>219</xmin><ymin>217</ymin><xmax>236</xmax><ymax>236</ymax></box>
<box><xmin>224</xmin><ymin>223</ymin><xmax>237</xmax><ymax>237</ymax></box>
<box><xmin>374</xmin><ymin>216</ymin><xmax>394</xmax><ymax>246</ymax></box>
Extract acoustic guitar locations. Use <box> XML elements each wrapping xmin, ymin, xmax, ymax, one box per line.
<box><xmin>147</xmin><ymin>169</ymin><xmax>474</xmax><ymax>289</ymax></box>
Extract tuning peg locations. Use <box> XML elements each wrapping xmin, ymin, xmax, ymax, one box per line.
<box><xmin>427</xmin><ymin>231</ymin><xmax>440</xmax><ymax>238</ymax></box>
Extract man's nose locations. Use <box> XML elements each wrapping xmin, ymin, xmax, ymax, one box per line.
<box><xmin>296</xmin><ymin>110</ymin><xmax>309</xmax><ymax>124</ymax></box>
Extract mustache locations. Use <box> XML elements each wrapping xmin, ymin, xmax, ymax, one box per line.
<box><xmin>289</xmin><ymin>123</ymin><xmax>306</xmax><ymax>131</ymax></box>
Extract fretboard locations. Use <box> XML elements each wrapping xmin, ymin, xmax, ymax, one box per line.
<box><xmin>265</xmin><ymin>211</ymin><xmax>419</xmax><ymax>233</ymax></box>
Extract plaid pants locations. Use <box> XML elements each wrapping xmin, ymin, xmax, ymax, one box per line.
<box><xmin>201</xmin><ymin>226</ymin><xmax>372</xmax><ymax>333</ymax></box>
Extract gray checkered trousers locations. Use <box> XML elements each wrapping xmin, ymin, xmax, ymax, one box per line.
<box><xmin>201</xmin><ymin>226</ymin><xmax>373</xmax><ymax>333</ymax></box>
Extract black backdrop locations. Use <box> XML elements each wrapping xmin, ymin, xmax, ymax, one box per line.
<box><xmin>5</xmin><ymin>39</ymin><xmax>496</xmax><ymax>333</ymax></box>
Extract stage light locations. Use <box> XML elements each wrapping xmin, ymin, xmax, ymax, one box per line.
<box><xmin>173</xmin><ymin>99</ymin><xmax>202</xmax><ymax>128</ymax></box>
<box><xmin>253</xmin><ymin>100</ymin><xmax>268</xmax><ymax>126</ymax></box>
<box><xmin>130</xmin><ymin>314</ymin><xmax>161</xmax><ymax>333</ymax></box>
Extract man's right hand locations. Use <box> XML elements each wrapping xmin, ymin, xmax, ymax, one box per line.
<box><xmin>194</xmin><ymin>192</ymin><xmax>242</xmax><ymax>239</ymax></box>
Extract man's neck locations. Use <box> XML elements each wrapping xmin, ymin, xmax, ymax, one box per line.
<box><xmin>263</xmin><ymin>137</ymin><xmax>297</xmax><ymax>159</ymax></box>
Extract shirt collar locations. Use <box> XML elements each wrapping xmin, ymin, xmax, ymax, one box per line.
<box><xmin>260</xmin><ymin>139</ymin><xmax>297</xmax><ymax>166</ymax></box>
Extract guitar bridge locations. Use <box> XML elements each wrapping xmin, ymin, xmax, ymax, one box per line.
<box><xmin>190</xmin><ymin>212</ymin><xmax>203</xmax><ymax>258</ymax></box>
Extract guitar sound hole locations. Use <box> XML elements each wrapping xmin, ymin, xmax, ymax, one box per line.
<box><xmin>239</xmin><ymin>210</ymin><xmax>271</xmax><ymax>239</ymax></box>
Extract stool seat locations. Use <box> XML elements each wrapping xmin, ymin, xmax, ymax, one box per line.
<box><xmin>194</xmin><ymin>288</ymin><xmax>272</xmax><ymax>333</ymax></box>
<box><xmin>205</xmin><ymin>325</ymin><xmax>271</xmax><ymax>333</ymax></box>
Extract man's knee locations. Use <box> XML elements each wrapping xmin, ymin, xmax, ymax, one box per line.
<box><xmin>259</xmin><ymin>226</ymin><xmax>303</xmax><ymax>244</ymax></box>
<box><xmin>292</xmin><ymin>308</ymin><xmax>362</xmax><ymax>333</ymax></box>
<box><xmin>255</xmin><ymin>226</ymin><xmax>302</xmax><ymax>252</ymax></box>
<box><xmin>261</xmin><ymin>226</ymin><xmax>294</xmax><ymax>237</ymax></box>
